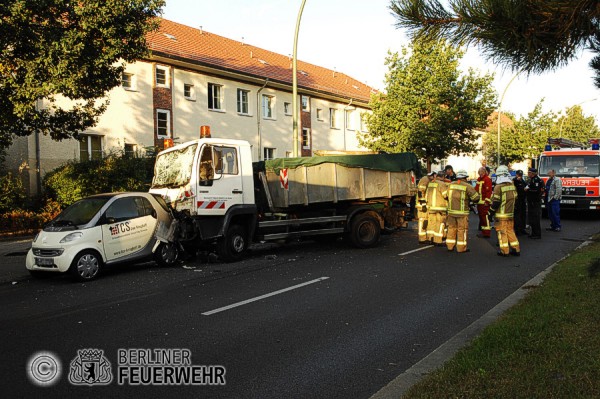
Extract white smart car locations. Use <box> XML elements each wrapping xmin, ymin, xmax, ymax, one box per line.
<box><xmin>26</xmin><ymin>192</ymin><xmax>179</xmax><ymax>281</ymax></box>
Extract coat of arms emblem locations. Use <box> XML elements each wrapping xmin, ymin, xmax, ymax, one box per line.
<box><xmin>68</xmin><ymin>348</ymin><xmax>112</xmax><ymax>385</ymax></box>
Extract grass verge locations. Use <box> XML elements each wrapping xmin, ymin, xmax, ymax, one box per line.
<box><xmin>404</xmin><ymin>235</ymin><xmax>600</xmax><ymax>398</ymax></box>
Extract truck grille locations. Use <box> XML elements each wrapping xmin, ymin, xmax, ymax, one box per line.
<box><xmin>32</xmin><ymin>248</ymin><xmax>64</xmax><ymax>257</ymax></box>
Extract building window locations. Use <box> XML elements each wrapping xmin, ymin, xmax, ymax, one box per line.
<box><xmin>122</xmin><ymin>73</ymin><xmax>135</xmax><ymax>90</ymax></box>
<box><xmin>79</xmin><ymin>135</ymin><xmax>103</xmax><ymax>161</ymax></box>
<box><xmin>284</xmin><ymin>102</ymin><xmax>292</xmax><ymax>116</ymax></box>
<box><xmin>184</xmin><ymin>84</ymin><xmax>195</xmax><ymax>100</ymax></box>
<box><xmin>316</xmin><ymin>108</ymin><xmax>323</xmax><ymax>121</ymax></box>
<box><xmin>124</xmin><ymin>143</ymin><xmax>137</xmax><ymax>158</ymax></box>
<box><xmin>302</xmin><ymin>128</ymin><xmax>311</xmax><ymax>149</ymax></box>
<box><xmin>301</xmin><ymin>96</ymin><xmax>309</xmax><ymax>111</ymax></box>
<box><xmin>264</xmin><ymin>147</ymin><xmax>276</xmax><ymax>160</ymax></box>
<box><xmin>345</xmin><ymin>110</ymin><xmax>355</xmax><ymax>131</ymax></box>
<box><xmin>155</xmin><ymin>65</ymin><xmax>169</xmax><ymax>88</ymax></box>
<box><xmin>156</xmin><ymin>109</ymin><xmax>170</xmax><ymax>138</ymax></box>
<box><xmin>262</xmin><ymin>94</ymin><xmax>275</xmax><ymax>119</ymax></box>
<box><xmin>360</xmin><ymin>112</ymin><xmax>369</xmax><ymax>132</ymax></box>
<box><xmin>208</xmin><ymin>83</ymin><xmax>223</xmax><ymax>111</ymax></box>
<box><xmin>237</xmin><ymin>89</ymin><xmax>250</xmax><ymax>115</ymax></box>
<box><xmin>330</xmin><ymin>108</ymin><xmax>340</xmax><ymax>129</ymax></box>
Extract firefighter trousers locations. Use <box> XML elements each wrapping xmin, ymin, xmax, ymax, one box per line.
<box><xmin>477</xmin><ymin>204</ymin><xmax>491</xmax><ymax>237</ymax></box>
<box><xmin>417</xmin><ymin>209</ymin><xmax>428</xmax><ymax>243</ymax></box>
<box><xmin>427</xmin><ymin>211</ymin><xmax>446</xmax><ymax>244</ymax></box>
<box><xmin>446</xmin><ymin>214</ymin><xmax>469</xmax><ymax>252</ymax></box>
<box><xmin>496</xmin><ymin>218</ymin><xmax>520</xmax><ymax>255</ymax></box>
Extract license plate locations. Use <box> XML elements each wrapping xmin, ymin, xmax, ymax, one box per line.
<box><xmin>560</xmin><ymin>199</ymin><xmax>575</xmax><ymax>204</ymax></box>
<box><xmin>35</xmin><ymin>257</ymin><xmax>54</xmax><ymax>266</ymax></box>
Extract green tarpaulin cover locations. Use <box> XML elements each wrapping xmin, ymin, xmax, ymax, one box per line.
<box><xmin>255</xmin><ymin>153</ymin><xmax>420</xmax><ymax>176</ymax></box>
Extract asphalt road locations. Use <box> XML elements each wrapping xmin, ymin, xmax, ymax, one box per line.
<box><xmin>1</xmin><ymin>214</ymin><xmax>598</xmax><ymax>398</ymax></box>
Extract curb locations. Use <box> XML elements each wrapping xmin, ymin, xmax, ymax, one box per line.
<box><xmin>370</xmin><ymin>238</ymin><xmax>593</xmax><ymax>399</ymax></box>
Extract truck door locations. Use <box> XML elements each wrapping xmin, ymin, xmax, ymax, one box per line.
<box><xmin>196</xmin><ymin>144</ymin><xmax>244</xmax><ymax>215</ymax></box>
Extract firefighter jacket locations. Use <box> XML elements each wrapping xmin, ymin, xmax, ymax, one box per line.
<box><xmin>475</xmin><ymin>175</ymin><xmax>493</xmax><ymax>205</ymax></box>
<box><xmin>446</xmin><ymin>180</ymin><xmax>480</xmax><ymax>216</ymax></box>
<box><xmin>417</xmin><ymin>176</ymin><xmax>431</xmax><ymax>204</ymax></box>
<box><xmin>425</xmin><ymin>178</ymin><xmax>448</xmax><ymax>212</ymax></box>
<box><xmin>490</xmin><ymin>181</ymin><xmax>517</xmax><ymax>219</ymax></box>
<box><xmin>526</xmin><ymin>175</ymin><xmax>544</xmax><ymax>204</ymax></box>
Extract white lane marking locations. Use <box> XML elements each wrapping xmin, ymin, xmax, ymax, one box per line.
<box><xmin>399</xmin><ymin>245</ymin><xmax>435</xmax><ymax>256</ymax></box>
<box><xmin>201</xmin><ymin>277</ymin><xmax>330</xmax><ymax>316</ymax></box>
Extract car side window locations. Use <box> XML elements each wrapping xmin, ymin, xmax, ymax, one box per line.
<box><xmin>134</xmin><ymin>197</ymin><xmax>155</xmax><ymax>217</ymax></box>
<box><xmin>105</xmin><ymin>198</ymin><xmax>140</xmax><ymax>222</ymax></box>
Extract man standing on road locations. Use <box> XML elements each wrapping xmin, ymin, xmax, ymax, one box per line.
<box><xmin>417</xmin><ymin>171</ymin><xmax>436</xmax><ymax>244</ymax></box>
<box><xmin>512</xmin><ymin>170</ymin><xmax>527</xmax><ymax>235</ymax></box>
<box><xmin>475</xmin><ymin>166</ymin><xmax>493</xmax><ymax>238</ymax></box>
<box><xmin>525</xmin><ymin>167</ymin><xmax>544</xmax><ymax>239</ymax></box>
<box><xmin>425</xmin><ymin>171</ymin><xmax>449</xmax><ymax>245</ymax></box>
<box><xmin>445</xmin><ymin>170</ymin><xmax>480</xmax><ymax>253</ymax></box>
<box><xmin>489</xmin><ymin>166</ymin><xmax>520</xmax><ymax>257</ymax></box>
<box><xmin>545</xmin><ymin>169</ymin><xmax>563</xmax><ymax>232</ymax></box>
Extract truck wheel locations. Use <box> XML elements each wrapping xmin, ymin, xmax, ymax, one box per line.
<box><xmin>217</xmin><ymin>224</ymin><xmax>248</xmax><ymax>262</ymax></box>
<box><xmin>69</xmin><ymin>250</ymin><xmax>102</xmax><ymax>281</ymax></box>
<box><xmin>154</xmin><ymin>242</ymin><xmax>179</xmax><ymax>267</ymax></box>
<box><xmin>349</xmin><ymin>213</ymin><xmax>380</xmax><ymax>248</ymax></box>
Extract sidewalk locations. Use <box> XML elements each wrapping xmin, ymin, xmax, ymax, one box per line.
<box><xmin>0</xmin><ymin>236</ymin><xmax>34</xmax><ymax>283</ymax></box>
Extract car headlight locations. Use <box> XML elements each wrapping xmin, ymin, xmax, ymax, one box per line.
<box><xmin>590</xmin><ymin>200</ymin><xmax>600</xmax><ymax>205</ymax></box>
<box><xmin>33</xmin><ymin>231</ymin><xmax>40</xmax><ymax>243</ymax></box>
<box><xmin>60</xmin><ymin>232</ymin><xmax>83</xmax><ymax>243</ymax></box>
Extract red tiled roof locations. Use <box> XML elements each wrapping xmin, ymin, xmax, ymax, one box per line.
<box><xmin>147</xmin><ymin>19</ymin><xmax>374</xmax><ymax>103</ymax></box>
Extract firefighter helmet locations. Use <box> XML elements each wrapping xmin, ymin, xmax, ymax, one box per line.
<box><xmin>496</xmin><ymin>165</ymin><xmax>510</xmax><ymax>176</ymax></box>
<box><xmin>456</xmin><ymin>170</ymin><xmax>468</xmax><ymax>179</ymax></box>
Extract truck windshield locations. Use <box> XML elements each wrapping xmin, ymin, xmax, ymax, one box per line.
<box><xmin>152</xmin><ymin>144</ymin><xmax>198</xmax><ymax>188</ymax></box>
<box><xmin>539</xmin><ymin>155</ymin><xmax>600</xmax><ymax>177</ymax></box>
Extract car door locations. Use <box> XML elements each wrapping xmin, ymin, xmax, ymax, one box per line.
<box><xmin>101</xmin><ymin>196</ymin><xmax>158</xmax><ymax>262</ymax></box>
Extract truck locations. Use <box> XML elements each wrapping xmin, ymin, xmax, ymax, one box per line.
<box><xmin>149</xmin><ymin>127</ymin><xmax>419</xmax><ymax>261</ymax></box>
<box><xmin>538</xmin><ymin>137</ymin><xmax>600</xmax><ymax>211</ymax></box>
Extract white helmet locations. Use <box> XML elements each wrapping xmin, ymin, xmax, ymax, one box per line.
<box><xmin>456</xmin><ymin>170</ymin><xmax>469</xmax><ymax>179</ymax></box>
<box><xmin>496</xmin><ymin>165</ymin><xmax>510</xmax><ymax>176</ymax></box>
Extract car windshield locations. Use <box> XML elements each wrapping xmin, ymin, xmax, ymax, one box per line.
<box><xmin>52</xmin><ymin>197</ymin><xmax>110</xmax><ymax>227</ymax></box>
<box><xmin>152</xmin><ymin>144</ymin><xmax>198</xmax><ymax>188</ymax></box>
<box><xmin>539</xmin><ymin>155</ymin><xmax>600</xmax><ymax>177</ymax></box>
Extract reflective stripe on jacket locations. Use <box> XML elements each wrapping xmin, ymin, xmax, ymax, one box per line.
<box><xmin>491</xmin><ymin>182</ymin><xmax>517</xmax><ymax>219</ymax></box>
<box><xmin>447</xmin><ymin>180</ymin><xmax>480</xmax><ymax>216</ymax></box>
<box><xmin>417</xmin><ymin>176</ymin><xmax>430</xmax><ymax>201</ymax></box>
<box><xmin>475</xmin><ymin>175</ymin><xmax>493</xmax><ymax>205</ymax></box>
<box><xmin>425</xmin><ymin>179</ymin><xmax>448</xmax><ymax>212</ymax></box>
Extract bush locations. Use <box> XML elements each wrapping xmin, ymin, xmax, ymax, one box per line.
<box><xmin>0</xmin><ymin>200</ymin><xmax>62</xmax><ymax>235</ymax></box>
<box><xmin>0</xmin><ymin>171</ymin><xmax>26</xmax><ymax>213</ymax></box>
<box><xmin>44</xmin><ymin>153</ymin><xmax>156</xmax><ymax>207</ymax></box>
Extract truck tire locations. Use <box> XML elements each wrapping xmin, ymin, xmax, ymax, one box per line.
<box><xmin>349</xmin><ymin>213</ymin><xmax>381</xmax><ymax>248</ymax></box>
<box><xmin>217</xmin><ymin>224</ymin><xmax>248</xmax><ymax>262</ymax></box>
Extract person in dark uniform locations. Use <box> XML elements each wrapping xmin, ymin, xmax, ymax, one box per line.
<box><xmin>512</xmin><ymin>170</ymin><xmax>527</xmax><ymax>235</ymax></box>
<box><xmin>444</xmin><ymin>165</ymin><xmax>457</xmax><ymax>182</ymax></box>
<box><xmin>525</xmin><ymin>167</ymin><xmax>544</xmax><ymax>239</ymax></box>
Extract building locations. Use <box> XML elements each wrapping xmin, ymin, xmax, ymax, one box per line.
<box><xmin>6</xmin><ymin>19</ymin><xmax>375</xmax><ymax>196</ymax></box>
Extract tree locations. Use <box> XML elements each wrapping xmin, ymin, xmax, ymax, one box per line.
<box><xmin>390</xmin><ymin>0</ymin><xmax>600</xmax><ymax>88</ymax></box>
<box><xmin>557</xmin><ymin>105</ymin><xmax>600</xmax><ymax>144</ymax></box>
<box><xmin>360</xmin><ymin>37</ymin><xmax>497</xmax><ymax>170</ymax></box>
<box><xmin>0</xmin><ymin>0</ymin><xmax>165</xmax><ymax>150</ymax></box>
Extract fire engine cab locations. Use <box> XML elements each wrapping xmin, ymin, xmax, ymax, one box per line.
<box><xmin>539</xmin><ymin>138</ymin><xmax>600</xmax><ymax>211</ymax></box>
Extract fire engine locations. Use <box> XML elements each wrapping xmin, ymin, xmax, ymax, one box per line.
<box><xmin>539</xmin><ymin>138</ymin><xmax>600</xmax><ymax>211</ymax></box>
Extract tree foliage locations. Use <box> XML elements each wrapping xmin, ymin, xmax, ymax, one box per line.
<box><xmin>390</xmin><ymin>0</ymin><xmax>600</xmax><ymax>88</ymax></box>
<box><xmin>360</xmin><ymin>37</ymin><xmax>497</xmax><ymax>169</ymax></box>
<box><xmin>0</xmin><ymin>0</ymin><xmax>164</xmax><ymax>150</ymax></box>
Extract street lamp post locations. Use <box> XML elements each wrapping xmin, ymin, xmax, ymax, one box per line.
<box><xmin>292</xmin><ymin>0</ymin><xmax>307</xmax><ymax>157</ymax></box>
<box><xmin>497</xmin><ymin>71</ymin><xmax>521</xmax><ymax>167</ymax></box>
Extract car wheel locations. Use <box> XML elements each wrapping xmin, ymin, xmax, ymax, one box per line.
<box><xmin>349</xmin><ymin>213</ymin><xmax>381</xmax><ymax>248</ymax></box>
<box><xmin>69</xmin><ymin>250</ymin><xmax>102</xmax><ymax>281</ymax></box>
<box><xmin>216</xmin><ymin>224</ymin><xmax>248</xmax><ymax>262</ymax></box>
<box><xmin>154</xmin><ymin>242</ymin><xmax>179</xmax><ymax>267</ymax></box>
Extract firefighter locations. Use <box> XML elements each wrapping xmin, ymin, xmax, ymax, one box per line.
<box><xmin>475</xmin><ymin>166</ymin><xmax>493</xmax><ymax>238</ymax></box>
<box><xmin>445</xmin><ymin>170</ymin><xmax>480</xmax><ymax>253</ymax></box>
<box><xmin>525</xmin><ymin>167</ymin><xmax>544</xmax><ymax>239</ymax></box>
<box><xmin>512</xmin><ymin>170</ymin><xmax>527</xmax><ymax>235</ymax></box>
<box><xmin>417</xmin><ymin>171</ymin><xmax>436</xmax><ymax>244</ymax></box>
<box><xmin>489</xmin><ymin>165</ymin><xmax>520</xmax><ymax>256</ymax></box>
<box><xmin>425</xmin><ymin>171</ymin><xmax>449</xmax><ymax>245</ymax></box>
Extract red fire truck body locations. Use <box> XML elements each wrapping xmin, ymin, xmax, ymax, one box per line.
<box><xmin>539</xmin><ymin>138</ymin><xmax>600</xmax><ymax>211</ymax></box>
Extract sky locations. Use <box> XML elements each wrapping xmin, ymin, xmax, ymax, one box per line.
<box><xmin>162</xmin><ymin>0</ymin><xmax>600</xmax><ymax>124</ymax></box>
